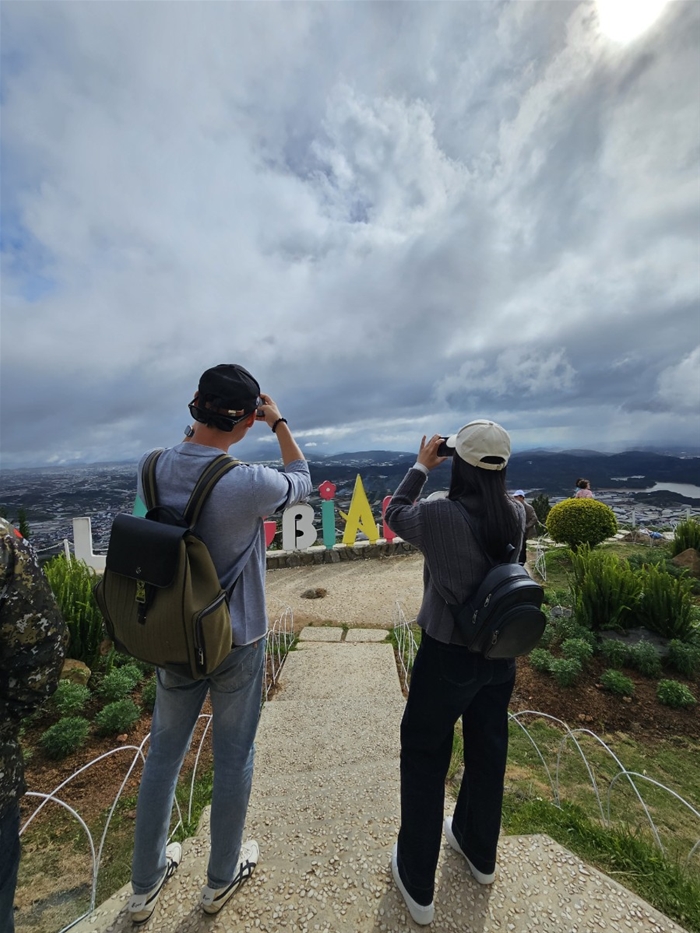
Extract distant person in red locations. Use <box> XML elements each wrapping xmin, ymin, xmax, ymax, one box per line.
<box><xmin>575</xmin><ymin>478</ymin><xmax>594</xmax><ymax>498</ymax></box>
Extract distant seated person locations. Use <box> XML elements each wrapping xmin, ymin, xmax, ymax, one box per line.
<box><xmin>512</xmin><ymin>491</ymin><xmax>537</xmax><ymax>564</ymax></box>
<box><xmin>574</xmin><ymin>478</ymin><xmax>594</xmax><ymax>499</ymax></box>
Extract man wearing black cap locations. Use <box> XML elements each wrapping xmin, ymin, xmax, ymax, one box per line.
<box><xmin>128</xmin><ymin>364</ymin><xmax>311</xmax><ymax>924</ymax></box>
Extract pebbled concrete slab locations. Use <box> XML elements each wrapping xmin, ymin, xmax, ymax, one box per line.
<box><xmin>73</xmin><ymin>632</ymin><xmax>690</xmax><ymax>933</ymax></box>
<box><xmin>345</xmin><ymin>628</ymin><xmax>391</xmax><ymax>643</ymax></box>
<box><xmin>297</xmin><ymin>626</ymin><xmax>344</xmax><ymax>642</ymax></box>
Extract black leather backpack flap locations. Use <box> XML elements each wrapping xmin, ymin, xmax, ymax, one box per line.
<box><xmin>106</xmin><ymin>513</ymin><xmax>187</xmax><ymax>587</ymax></box>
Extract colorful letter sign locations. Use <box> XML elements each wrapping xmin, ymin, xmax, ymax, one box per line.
<box><xmin>342</xmin><ymin>475</ymin><xmax>380</xmax><ymax>545</ymax></box>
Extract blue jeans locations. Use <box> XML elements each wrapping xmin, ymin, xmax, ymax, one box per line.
<box><xmin>132</xmin><ymin>639</ymin><xmax>265</xmax><ymax>893</ymax></box>
<box><xmin>397</xmin><ymin>633</ymin><xmax>515</xmax><ymax>906</ymax></box>
<box><xmin>0</xmin><ymin>802</ymin><xmax>20</xmax><ymax>933</ymax></box>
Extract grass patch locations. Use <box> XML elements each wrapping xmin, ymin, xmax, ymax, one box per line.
<box><xmin>448</xmin><ymin>717</ymin><xmax>700</xmax><ymax>929</ymax></box>
<box><xmin>502</xmin><ymin>797</ymin><xmax>700</xmax><ymax>933</ymax></box>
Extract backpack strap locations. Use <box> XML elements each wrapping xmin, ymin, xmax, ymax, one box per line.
<box><xmin>141</xmin><ymin>449</ymin><xmax>164</xmax><ymax>512</ymax></box>
<box><xmin>183</xmin><ymin>454</ymin><xmax>240</xmax><ymax>527</ymax></box>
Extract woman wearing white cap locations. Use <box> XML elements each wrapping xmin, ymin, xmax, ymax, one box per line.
<box><xmin>385</xmin><ymin>420</ymin><xmax>525</xmax><ymax>925</ymax></box>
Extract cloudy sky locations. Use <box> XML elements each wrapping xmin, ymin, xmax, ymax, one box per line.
<box><xmin>1</xmin><ymin>0</ymin><xmax>699</xmax><ymax>468</ymax></box>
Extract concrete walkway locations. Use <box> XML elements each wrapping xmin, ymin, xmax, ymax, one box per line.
<box><xmin>74</xmin><ymin>627</ymin><xmax>688</xmax><ymax>933</ymax></box>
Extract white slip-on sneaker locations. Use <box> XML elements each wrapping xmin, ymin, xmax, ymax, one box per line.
<box><xmin>443</xmin><ymin>816</ymin><xmax>496</xmax><ymax>884</ymax></box>
<box><xmin>128</xmin><ymin>842</ymin><xmax>182</xmax><ymax>924</ymax></box>
<box><xmin>201</xmin><ymin>840</ymin><xmax>259</xmax><ymax>915</ymax></box>
<box><xmin>390</xmin><ymin>842</ymin><xmax>435</xmax><ymax>926</ymax></box>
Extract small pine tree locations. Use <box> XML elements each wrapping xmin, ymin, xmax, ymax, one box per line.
<box><xmin>17</xmin><ymin>508</ymin><xmax>30</xmax><ymax>539</ymax></box>
<box><xmin>531</xmin><ymin>494</ymin><xmax>551</xmax><ymax>527</ymax></box>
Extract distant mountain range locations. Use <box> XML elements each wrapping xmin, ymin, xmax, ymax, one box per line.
<box><xmin>303</xmin><ymin>449</ymin><xmax>700</xmax><ymax>502</ymax></box>
<box><xmin>1</xmin><ymin>449</ymin><xmax>698</xmax><ymax>550</ymax></box>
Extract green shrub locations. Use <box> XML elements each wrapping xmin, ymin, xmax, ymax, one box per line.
<box><xmin>544</xmin><ymin>611</ymin><xmax>596</xmax><ymax>648</ymax></box>
<box><xmin>546</xmin><ymin>499</ymin><xmax>617</xmax><ymax>550</ymax></box>
<box><xmin>52</xmin><ymin>681</ymin><xmax>91</xmax><ymax>716</ymax></box>
<box><xmin>537</xmin><ymin>623</ymin><xmax>555</xmax><ymax>648</ymax></box>
<box><xmin>600</xmin><ymin>638</ymin><xmax>629</xmax><ymax>669</ymax></box>
<box><xmin>94</xmin><ymin>699</ymin><xmax>141</xmax><ymax>735</ymax></box>
<box><xmin>141</xmin><ymin>677</ymin><xmax>157</xmax><ymax>713</ymax></box>
<box><xmin>635</xmin><ymin>564</ymin><xmax>696</xmax><ymax>641</ymax></box>
<box><xmin>600</xmin><ymin>669</ymin><xmax>635</xmax><ymax>697</ymax></box>
<box><xmin>627</xmin><ymin>641</ymin><xmax>662</xmax><ymax>678</ymax></box>
<box><xmin>657</xmin><ymin>679</ymin><xmax>697</xmax><ymax>709</ymax></box>
<box><xmin>97</xmin><ymin>665</ymin><xmax>142</xmax><ymax>701</ymax></box>
<box><xmin>45</xmin><ymin>555</ymin><xmax>105</xmax><ymax>668</ymax></box>
<box><xmin>561</xmin><ymin>637</ymin><xmax>594</xmax><ymax>666</ymax></box>
<box><xmin>670</xmin><ymin>518</ymin><xmax>700</xmax><ymax>557</ymax></box>
<box><xmin>667</xmin><ymin>640</ymin><xmax>700</xmax><ymax>679</ymax></box>
<box><xmin>549</xmin><ymin>658</ymin><xmax>583</xmax><ymax>687</ymax></box>
<box><xmin>569</xmin><ymin>546</ymin><xmax>641</xmax><ymax>632</ymax></box>
<box><xmin>528</xmin><ymin>648</ymin><xmax>553</xmax><ymax>673</ymax></box>
<box><xmin>40</xmin><ymin>717</ymin><xmax>90</xmax><ymax>759</ymax></box>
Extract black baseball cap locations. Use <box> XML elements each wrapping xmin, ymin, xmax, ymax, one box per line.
<box><xmin>197</xmin><ymin>364</ymin><xmax>261</xmax><ymax>415</ymax></box>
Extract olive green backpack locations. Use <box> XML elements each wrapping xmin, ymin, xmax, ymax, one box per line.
<box><xmin>94</xmin><ymin>451</ymin><xmax>239</xmax><ymax>679</ymax></box>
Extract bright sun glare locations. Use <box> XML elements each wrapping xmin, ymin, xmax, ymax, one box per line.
<box><xmin>596</xmin><ymin>0</ymin><xmax>670</xmax><ymax>43</ymax></box>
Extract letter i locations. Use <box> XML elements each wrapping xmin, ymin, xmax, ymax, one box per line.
<box><xmin>319</xmin><ymin>480</ymin><xmax>337</xmax><ymax>549</ymax></box>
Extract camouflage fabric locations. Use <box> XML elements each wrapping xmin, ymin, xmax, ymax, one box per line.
<box><xmin>0</xmin><ymin>518</ymin><xmax>67</xmax><ymax>818</ymax></box>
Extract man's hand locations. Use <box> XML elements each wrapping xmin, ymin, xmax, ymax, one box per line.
<box><xmin>256</xmin><ymin>394</ymin><xmax>283</xmax><ymax>429</ymax></box>
<box><xmin>416</xmin><ymin>435</ymin><xmax>449</xmax><ymax>471</ymax></box>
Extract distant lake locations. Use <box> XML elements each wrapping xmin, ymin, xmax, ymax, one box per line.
<box><xmin>642</xmin><ymin>482</ymin><xmax>700</xmax><ymax>498</ymax></box>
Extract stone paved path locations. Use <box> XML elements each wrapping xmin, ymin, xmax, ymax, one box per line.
<box><xmin>73</xmin><ymin>627</ymin><xmax>688</xmax><ymax>933</ymax></box>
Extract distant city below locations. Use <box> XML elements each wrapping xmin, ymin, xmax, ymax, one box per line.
<box><xmin>1</xmin><ymin>448</ymin><xmax>698</xmax><ymax>557</ymax></box>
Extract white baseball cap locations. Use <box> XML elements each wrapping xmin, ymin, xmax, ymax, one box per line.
<box><xmin>446</xmin><ymin>420</ymin><xmax>511</xmax><ymax>471</ymax></box>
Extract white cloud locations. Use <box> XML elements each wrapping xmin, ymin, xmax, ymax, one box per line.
<box><xmin>657</xmin><ymin>347</ymin><xmax>700</xmax><ymax>412</ymax></box>
<box><xmin>1</xmin><ymin>1</ymin><xmax>699</xmax><ymax>465</ymax></box>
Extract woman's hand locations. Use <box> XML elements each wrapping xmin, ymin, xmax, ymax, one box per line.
<box><xmin>416</xmin><ymin>435</ymin><xmax>449</xmax><ymax>471</ymax></box>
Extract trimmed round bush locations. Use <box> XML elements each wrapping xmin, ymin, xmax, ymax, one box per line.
<box><xmin>141</xmin><ymin>677</ymin><xmax>157</xmax><ymax>713</ymax></box>
<box><xmin>528</xmin><ymin>648</ymin><xmax>553</xmax><ymax>673</ymax></box>
<box><xmin>97</xmin><ymin>666</ymin><xmax>142</xmax><ymax>702</ymax></box>
<box><xmin>561</xmin><ymin>637</ymin><xmax>594</xmax><ymax>666</ymax></box>
<box><xmin>40</xmin><ymin>716</ymin><xmax>90</xmax><ymax>759</ymax></box>
<box><xmin>627</xmin><ymin>641</ymin><xmax>662</xmax><ymax>679</ymax></box>
<box><xmin>52</xmin><ymin>681</ymin><xmax>91</xmax><ymax>716</ymax></box>
<box><xmin>667</xmin><ymin>640</ymin><xmax>700</xmax><ymax>679</ymax></box>
<box><xmin>600</xmin><ymin>669</ymin><xmax>635</xmax><ymax>697</ymax></box>
<box><xmin>94</xmin><ymin>699</ymin><xmax>141</xmax><ymax>735</ymax></box>
<box><xmin>546</xmin><ymin>499</ymin><xmax>617</xmax><ymax>549</ymax></box>
<box><xmin>600</xmin><ymin>639</ymin><xmax>629</xmax><ymax>669</ymax></box>
<box><xmin>549</xmin><ymin>657</ymin><xmax>583</xmax><ymax>687</ymax></box>
<box><xmin>657</xmin><ymin>679</ymin><xmax>697</xmax><ymax>709</ymax></box>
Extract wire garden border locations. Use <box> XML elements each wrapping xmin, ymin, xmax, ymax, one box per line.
<box><xmin>19</xmin><ymin>603</ymin><xmax>297</xmax><ymax>933</ymax></box>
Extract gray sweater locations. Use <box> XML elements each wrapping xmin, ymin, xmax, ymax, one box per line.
<box><xmin>386</xmin><ymin>468</ymin><xmax>525</xmax><ymax>645</ymax></box>
<box><xmin>137</xmin><ymin>443</ymin><xmax>312</xmax><ymax>645</ymax></box>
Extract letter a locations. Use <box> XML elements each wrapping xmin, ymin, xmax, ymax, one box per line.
<box><xmin>342</xmin><ymin>475</ymin><xmax>379</xmax><ymax>545</ymax></box>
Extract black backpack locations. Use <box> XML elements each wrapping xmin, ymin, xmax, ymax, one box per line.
<box><xmin>445</xmin><ymin>502</ymin><xmax>546</xmax><ymax>659</ymax></box>
<box><xmin>94</xmin><ymin>450</ymin><xmax>239</xmax><ymax>679</ymax></box>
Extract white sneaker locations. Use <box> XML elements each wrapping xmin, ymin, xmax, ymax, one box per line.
<box><xmin>443</xmin><ymin>817</ymin><xmax>496</xmax><ymax>884</ymax></box>
<box><xmin>128</xmin><ymin>842</ymin><xmax>182</xmax><ymax>924</ymax></box>
<box><xmin>390</xmin><ymin>842</ymin><xmax>434</xmax><ymax>926</ymax></box>
<box><xmin>201</xmin><ymin>840</ymin><xmax>259</xmax><ymax>915</ymax></box>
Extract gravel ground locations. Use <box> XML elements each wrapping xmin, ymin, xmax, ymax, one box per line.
<box><xmin>265</xmin><ymin>552</ymin><xmax>425</xmax><ymax>629</ymax></box>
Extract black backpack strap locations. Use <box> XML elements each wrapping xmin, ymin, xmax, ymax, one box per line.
<box><xmin>183</xmin><ymin>455</ymin><xmax>240</xmax><ymax>527</ymax></box>
<box><xmin>141</xmin><ymin>449</ymin><xmax>164</xmax><ymax>511</ymax></box>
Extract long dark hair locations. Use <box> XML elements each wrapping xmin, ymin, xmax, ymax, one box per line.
<box><xmin>448</xmin><ymin>455</ymin><xmax>522</xmax><ymax>560</ymax></box>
